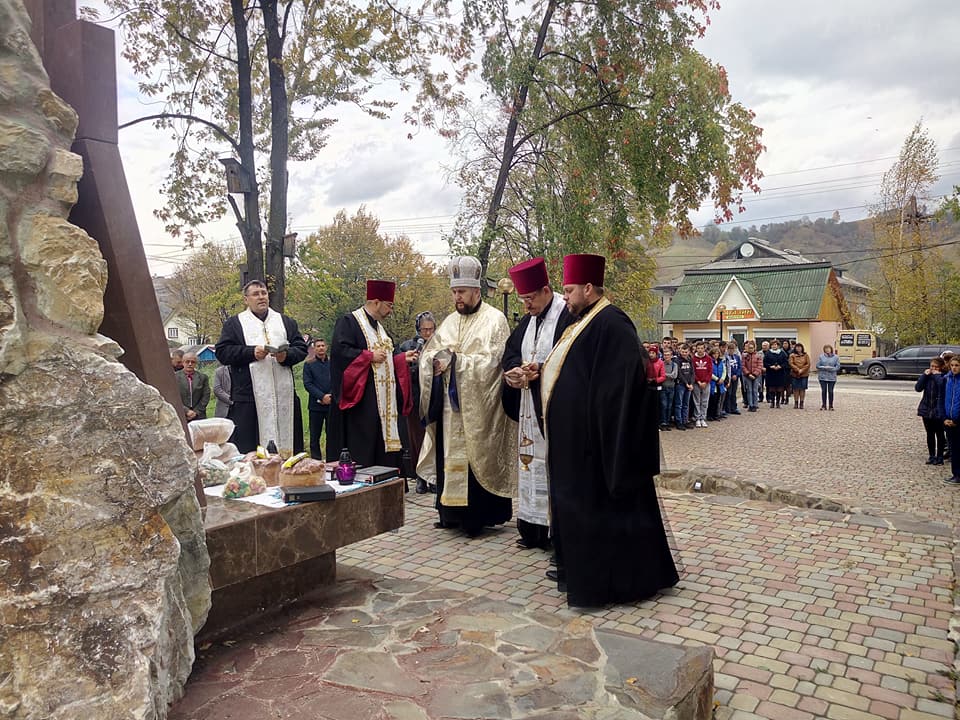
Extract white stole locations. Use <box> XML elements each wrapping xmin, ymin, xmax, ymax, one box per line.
<box><xmin>517</xmin><ymin>293</ymin><xmax>564</xmax><ymax>525</ymax></box>
<box><xmin>351</xmin><ymin>308</ymin><xmax>402</xmax><ymax>452</ymax></box>
<box><xmin>238</xmin><ymin>309</ymin><xmax>295</xmax><ymax>452</ymax></box>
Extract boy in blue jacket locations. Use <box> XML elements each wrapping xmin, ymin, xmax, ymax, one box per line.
<box><xmin>943</xmin><ymin>356</ymin><xmax>960</xmax><ymax>485</ymax></box>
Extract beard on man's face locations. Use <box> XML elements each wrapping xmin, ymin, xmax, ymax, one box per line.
<box><xmin>455</xmin><ymin>297</ymin><xmax>480</xmax><ymax>315</ymax></box>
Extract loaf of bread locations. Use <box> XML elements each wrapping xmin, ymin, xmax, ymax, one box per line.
<box><xmin>279</xmin><ymin>458</ymin><xmax>326</xmax><ymax>487</ymax></box>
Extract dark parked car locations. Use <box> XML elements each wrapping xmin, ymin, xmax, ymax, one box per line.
<box><xmin>858</xmin><ymin>344</ymin><xmax>960</xmax><ymax>379</ymax></box>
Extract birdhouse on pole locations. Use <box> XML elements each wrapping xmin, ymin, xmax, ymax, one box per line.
<box><xmin>218</xmin><ymin>157</ymin><xmax>252</xmax><ymax>194</ymax></box>
<box><xmin>282</xmin><ymin>232</ymin><xmax>298</xmax><ymax>258</ymax></box>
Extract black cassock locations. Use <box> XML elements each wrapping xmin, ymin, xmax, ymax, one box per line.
<box><xmin>545</xmin><ymin>303</ymin><xmax>679</xmax><ymax>607</ymax></box>
<box><xmin>501</xmin><ymin>306</ymin><xmax>574</xmax><ymax>548</ymax></box>
<box><xmin>327</xmin><ymin>311</ymin><xmax>406</xmax><ymax>467</ymax></box>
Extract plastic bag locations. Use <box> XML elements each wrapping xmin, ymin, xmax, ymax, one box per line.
<box><xmin>223</xmin><ymin>462</ymin><xmax>267</xmax><ymax>498</ymax></box>
<box><xmin>187</xmin><ymin>418</ymin><xmax>235</xmax><ymax>451</ymax></box>
<box><xmin>198</xmin><ymin>443</ymin><xmax>231</xmax><ymax>487</ymax></box>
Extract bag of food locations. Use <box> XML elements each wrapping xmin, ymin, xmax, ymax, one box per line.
<box><xmin>198</xmin><ymin>443</ymin><xmax>232</xmax><ymax>487</ymax></box>
<box><xmin>212</xmin><ymin>442</ymin><xmax>241</xmax><ymax>467</ymax></box>
<box><xmin>223</xmin><ymin>462</ymin><xmax>267</xmax><ymax>498</ymax></box>
<box><xmin>187</xmin><ymin>418</ymin><xmax>235</xmax><ymax>452</ymax></box>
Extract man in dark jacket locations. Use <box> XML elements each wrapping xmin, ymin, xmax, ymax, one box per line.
<box><xmin>176</xmin><ymin>352</ymin><xmax>210</xmax><ymax>420</ymax></box>
<box><xmin>214</xmin><ymin>280</ymin><xmax>308</xmax><ymax>454</ymax></box>
<box><xmin>303</xmin><ymin>338</ymin><xmax>332</xmax><ymax>460</ymax></box>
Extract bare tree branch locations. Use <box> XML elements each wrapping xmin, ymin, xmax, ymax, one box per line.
<box><xmin>119</xmin><ymin>113</ymin><xmax>241</xmax><ymax>154</ymax></box>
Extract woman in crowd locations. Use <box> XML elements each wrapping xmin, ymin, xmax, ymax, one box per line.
<box><xmin>763</xmin><ymin>340</ymin><xmax>788</xmax><ymax>408</ymax></box>
<box><xmin>816</xmin><ymin>344</ymin><xmax>840</xmax><ymax>410</ymax></box>
<box><xmin>788</xmin><ymin>343</ymin><xmax>811</xmax><ymax>409</ymax></box>
<box><xmin>916</xmin><ymin>357</ymin><xmax>946</xmax><ymax>465</ymax></box>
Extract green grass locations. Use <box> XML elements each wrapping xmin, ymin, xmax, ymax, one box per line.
<box><xmin>199</xmin><ymin>362</ymin><xmax>319</xmax><ymax>448</ymax></box>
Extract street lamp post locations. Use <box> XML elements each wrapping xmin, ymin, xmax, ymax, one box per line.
<box><xmin>497</xmin><ymin>277</ymin><xmax>515</xmax><ymax>318</ymax></box>
<box><xmin>717</xmin><ymin>304</ymin><xmax>726</xmax><ymax>342</ymax></box>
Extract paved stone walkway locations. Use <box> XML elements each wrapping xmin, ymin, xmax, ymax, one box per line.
<box><xmin>175</xmin><ymin>382</ymin><xmax>959</xmax><ymax>720</ymax></box>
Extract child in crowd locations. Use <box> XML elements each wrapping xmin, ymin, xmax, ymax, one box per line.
<box><xmin>646</xmin><ymin>344</ymin><xmax>665</xmax><ymax>388</ymax></box>
<box><xmin>674</xmin><ymin>344</ymin><xmax>694</xmax><ymax>430</ymax></box>
<box><xmin>691</xmin><ymin>342</ymin><xmax>712</xmax><ymax>428</ymax></box>
<box><xmin>660</xmin><ymin>348</ymin><xmax>678</xmax><ymax>431</ymax></box>
<box><xmin>816</xmin><ymin>344</ymin><xmax>840</xmax><ymax>410</ymax></box>
<box><xmin>916</xmin><ymin>357</ymin><xmax>946</xmax><ymax>465</ymax></box>
<box><xmin>757</xmin><ymin>340</ymin><xmax>770</xmax><ymax>401</ymax></box>
<box><xmin>943</xmin><ymin>357</ymin><xmax>960</xmax><ymax>485</ymax></box>
<box><xmin>724</xmin><ymin>341</ymin><xmax>742</xmax><ymax>415</ymax></box>
<box><xmin>706</xmin><ymin>346</ymin><xmax>727</xmax><ymax>421</ymax></box>
<box><xmin>741</xmin><ymin>340</ymin><xmax>764</xmax><ymax>412</ymax></box>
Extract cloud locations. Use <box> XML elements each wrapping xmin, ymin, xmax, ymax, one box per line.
<box><xmin>324</xmin><ymin>158</ymin><xmax>410</xmax><ymax>206</ymax></box>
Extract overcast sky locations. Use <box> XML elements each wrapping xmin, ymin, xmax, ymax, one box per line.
<box><xmin>109</xmin><ymin>1</ymin><xmax>960</xmax><ymax>276</ymax></box>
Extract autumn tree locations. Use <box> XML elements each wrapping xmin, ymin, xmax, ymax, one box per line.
<box><xmin>102</xmin><ymin>0</ymin><xmax>469</xmax><ymax>311</ymax></box>
<box><xmin>286</xmin><ymin>207</ymin><xmax>451</xmax><ymax>340</ymax></box>
<box><xmin>448</xmin><ymin>0</ymin><xmax>763</xmax><ymax>285</ymax></box>
<box><xmin>869</xmin><ymin>121</ymin><xmax>953</xmax><ymax>345</ymax></box>
<box><xmin>167</xmin><ymin>242</ymin><xmax>246</xmax><ymax>343</ymax></box>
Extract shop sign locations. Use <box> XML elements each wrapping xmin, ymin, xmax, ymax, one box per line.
<box><xmin>716</xmin><ymin>308</ymin><xmax>755</xmax><ymax>320</ymax></box>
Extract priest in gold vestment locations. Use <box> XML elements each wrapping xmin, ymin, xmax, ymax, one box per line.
<box><xmin>418</xmin><ymin>256</ymin><xmax>517</xmax><ymax>536</ymax></box>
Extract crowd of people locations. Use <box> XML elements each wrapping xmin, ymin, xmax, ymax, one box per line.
<box><xmin>643</xmin><ymin>337</ymin><xmax>843</xmax><ymax>431</ymax></box>
<box><xmin>172</xmin><ymin>254</ymin><xmax>680</xmax><ymax>609</ymax></box>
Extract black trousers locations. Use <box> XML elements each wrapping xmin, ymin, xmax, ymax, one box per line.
<box><xmin>923</xmin><ymin>417</ymin><xmax>945</xmax><ymax>458</ymax></box>
<box><xmin>309</xmin><ymin>410</ymin><xmax>328</xmax><ymax>460</ymax></box>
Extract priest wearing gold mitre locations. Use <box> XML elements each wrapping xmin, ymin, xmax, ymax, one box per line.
<box><xmin>327</xmin><ymin>279</ymin><xmax>415</xmax><ymax>468</ymax></box>
<box><xmin>541</xmin><ymin>253</ymin><xmax>680</xmax><ymax>606</ymax></box>
<box><xmin>417</xmin><ymin>256</ymin><xmax>517</xmax><ymax>537</ymax></box>
<box><xmin>500</xmin><ymin>257</ymin><xmax>574</xmax><ymax>551</ymax></box>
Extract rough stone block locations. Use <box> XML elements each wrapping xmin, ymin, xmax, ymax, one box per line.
<box><xmin>46</xmin><ymin>148</ymin><xmax>82</xmax><ymax>203</ymax></box>
<box><xmin>0</xmin><ymin>348</ymin><xmax>210</xmax><ymax>719</ymax></box>
<box><xmin>0</xmin><ymin>117</ymin><xmax>48</xmax><ymax>176</ymax></box>
<box><xmin>597</xmin><ymin>629</ymin><xmax>715</xmax><ymax>720</ymax></box>
<box><xmin>35</xmin><ymin>88</ymin><xmax>78</xmax><ymax>136</ymax></box>
<box><xmin>20</xmin><ymin>212</ymin><xmax>106</xmax><ymax>332</ymax></box>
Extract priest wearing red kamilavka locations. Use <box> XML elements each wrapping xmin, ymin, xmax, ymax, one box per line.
<box><xmin>542</xmin><ymin>253</ymin><xmax>680</xmax><ymax>607</ymax></box>
<box><xmin>327</xmin><ymin>280</ymin><xmax>415</xmax><ymax>468</ymax></box>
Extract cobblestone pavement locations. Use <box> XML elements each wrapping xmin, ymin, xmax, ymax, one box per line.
<box><xmin>335</xmin><ymin>383</ymin><xmax>959</xmax><ymax>720</ymax></box>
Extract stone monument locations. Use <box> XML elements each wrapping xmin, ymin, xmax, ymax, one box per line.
<box><xmin>0</xmin><ymin>1</ymin><xmax>210</xmax><ymax>718</ymax></box>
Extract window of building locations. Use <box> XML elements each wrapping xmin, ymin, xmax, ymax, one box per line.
<box><xmin>167</xmin><ymin>327</ymin><xmax>179</xmax><ymax>339</ymax></box>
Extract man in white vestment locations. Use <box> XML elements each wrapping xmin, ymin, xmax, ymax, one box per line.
<box><xmin>418</xmin><ymin>256</ymin><xmax>517</xmax><ymax>537</ymax></box>
<box><xmin>215</xmin><ymin>280</ymin><xmax>308</xmax><ymax>454</ymax></box>
<box><xmin>500</xmin><ymin>257</ymin><xmax>573</xmax><ymax>550</ymax></box>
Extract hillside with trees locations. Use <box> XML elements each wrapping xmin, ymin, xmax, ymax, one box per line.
<box><xmin>657</xmin><ymin>213</ymin><xmax>960</xmax><ymax>288</ymax></box>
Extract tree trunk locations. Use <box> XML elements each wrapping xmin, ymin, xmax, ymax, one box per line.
<box><xmin>262</xmin><ymin>0</ymin><xmax>289</xmax><ymax>312</ymax></box>
<box><xmin>232</xmin><ymin>0</ymin><xmax>264</xmax><ymax>285</ymax></box>
<box><xmin>477</xmin><ymin>0</ymin><xmax>557</xmax><ymax>277</ymax></box>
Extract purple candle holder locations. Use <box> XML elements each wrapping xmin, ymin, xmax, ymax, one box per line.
<box><xmin>335</xmin><ymin>462</ymin><xmax>356</xmax><ymax>484</ymax></box>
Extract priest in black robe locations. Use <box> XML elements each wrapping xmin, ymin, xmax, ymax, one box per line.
<box><xmin>215</xmin><ymin>280</ymin><xmax>308</xmax><ymax>454</ymax></box>
<box><xmin>541</xmin><ymin>254</ymin><xmax>680</xmax><ymax>607</ymax></box>
<box><xmin>327</xmin><ymin>280</ymin><xmax>414</xmax><ymax>468</ymax></box>
<box><xmin>501</xmin><ymin>257</ymin><xmax>574</xmax><ymax>550</ymax></box>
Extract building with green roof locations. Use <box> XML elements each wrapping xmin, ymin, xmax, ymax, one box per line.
<box><xmin>656</xmin><ymin>238</ymin><xmax>869</xmax><ymax>352</ymax></box>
